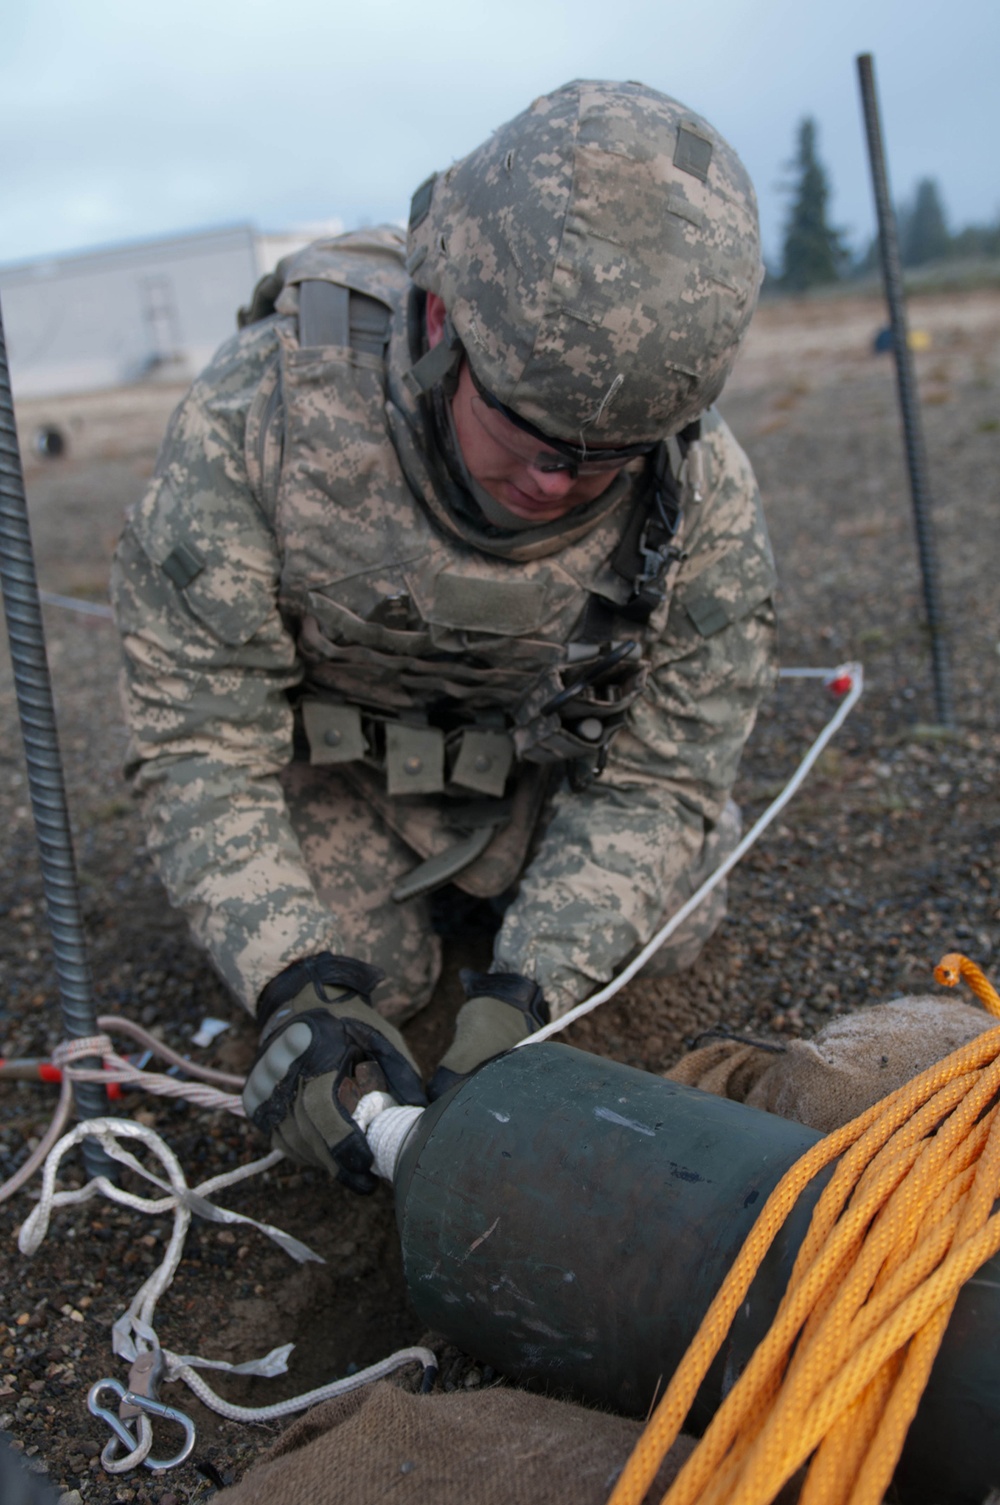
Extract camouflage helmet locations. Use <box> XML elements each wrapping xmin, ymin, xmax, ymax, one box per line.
<box><xmin>406</xmin><ymin>79</ymin><xmax>762</xmax><ymax>446</ymax></box>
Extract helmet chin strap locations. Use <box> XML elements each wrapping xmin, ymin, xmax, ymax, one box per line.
<box><xmin>402</xmin><ymin>312</ymin><xmax>463</xmax><ymax>400</ymax></box>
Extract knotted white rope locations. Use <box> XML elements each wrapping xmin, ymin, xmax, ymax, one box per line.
<box><xmin>19</xmin><ymin>1114</ymin><xmax>435</xmax><ymax>1452</ymax></box>
<box><xmin>0</xmin><ymin>1018</ymin><xmax>246</xmax><ymax>1208</ymax></box>
<box><xmin>53</xmin><ymin>1032</ymin><xmax>245</xmax><ymax>1113</ymax></box>
<box><xmin>353</xmin><ymin>1092</ymin><xmax>423</xmax><ymax>1181</ymax></box>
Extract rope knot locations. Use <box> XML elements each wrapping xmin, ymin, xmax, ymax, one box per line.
<box><xmin>51</xmin><ymin>1034</ymin><xmax>114</xmax><ymax>1069</ymax></box>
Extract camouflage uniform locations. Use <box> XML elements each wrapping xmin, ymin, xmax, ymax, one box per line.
<box><xmin>112</xmin><ymin>82</ymin><xmax>776</xmax><ymax>1024</ymax></box>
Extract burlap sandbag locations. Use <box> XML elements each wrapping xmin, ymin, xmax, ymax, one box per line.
<box><xmin>666</xmin><ymin>995</ymin><xmax>995</xmax><ymax>1132</ymax></box>
<box><xmin>213</xmin><ymin>1381</ymin><xmax>695</xmax><ymax>1505</ymax></box>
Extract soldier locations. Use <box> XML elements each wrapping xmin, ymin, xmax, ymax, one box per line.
<box><xmin>112</xmin><ymin>79</ymin><xmax>776</xmax><ymax>1193</ymax></box>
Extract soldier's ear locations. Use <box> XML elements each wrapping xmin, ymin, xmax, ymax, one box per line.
<box><xmin>425</xmin><ymin>292</ymin><xmax>447</xmax><ymax>349</ymax></box>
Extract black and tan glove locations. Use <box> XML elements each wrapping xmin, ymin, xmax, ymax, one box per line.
<box><xmin>242</xmin><ymin>953</ymin><xmax>426</xmax><ymax>1194</ymax></box>
<box><xmin>427</xmin><ymin>970</ymin><xmax>548</xmax><ymax>1102</ymax></box>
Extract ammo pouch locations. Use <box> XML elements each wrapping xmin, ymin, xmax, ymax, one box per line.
<box><xmin>293</xmin><ymin>635</ymin><xmax>644</xmax><ymax>890</ymax></box>
<box><xmin>297</xmin><ymin>699</ymin><xmax>552</xmax><ymax>900</ymax></box>
<box><xmin>296</xmin><ymin>632</ymin><xmax>647</xmax><ymax>896</ymax></box>
<box><xmin>300</xmin><ymin>702</ymin><xmax>514</xmax><ymax>799</ymax></box>
<box><xmin>298</xmin><ymin>630</ymin><xmax>648</xmax><ymax>797</ymax></box>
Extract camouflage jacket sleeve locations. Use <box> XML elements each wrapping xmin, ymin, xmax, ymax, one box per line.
<box><xmin>111</xmin><ymin>321</ymin><xmax>342</xmax><ymax>1011</ymax></box>
<box><xmin>492</xmin><ymin>411</ymin><xmax>777</xmax><ymax>1015</ymax></box>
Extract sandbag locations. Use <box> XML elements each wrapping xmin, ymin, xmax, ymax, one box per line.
<box><xmin>213</xmin><ymin>1380</ymin><xmax>695</xmax><ymax>1505</ymax></box>
<box><xmin>666</xmin><ymin>995</ymin><xmax>994</xmax><ymax>1131</ymax></box>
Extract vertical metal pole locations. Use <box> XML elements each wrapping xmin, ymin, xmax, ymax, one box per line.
<box><xmin>856</xmin><ymin>53</ymin><xmax>955</xmax><ymax>726</ymax></box>
<box><xmin>0</xmin><ymin>293</ymin><xmax>112</xmax><ymax>1175</ymax></box>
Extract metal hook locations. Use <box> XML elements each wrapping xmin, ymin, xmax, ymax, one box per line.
<box><xmin>87</xmin><ymin>1371</ymin><xmax>196</xmax><ymax>1472</ymax></box>
<box><xmin>120</xmin><ymin>1389</ymin><xmax>196</xmax><ymax>1469</ymax></box>
<box><xmin>88</xmin><ymin>1378</ymin><xmax>146</xmax><ymax>1462</ymax></box>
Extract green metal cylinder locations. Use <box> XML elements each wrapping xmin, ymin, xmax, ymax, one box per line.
<box><xmin>395</xmin><ymin>1041</ymin><xmax>1000</xmax><ymax>1503</ymax></box>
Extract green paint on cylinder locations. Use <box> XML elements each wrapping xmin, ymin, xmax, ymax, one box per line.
<box><xmin>395</xmin><ymin>1042</ymin><xmax>1000</xmax><ymax>1502</ymax></box>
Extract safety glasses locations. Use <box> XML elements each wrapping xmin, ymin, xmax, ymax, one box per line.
<box><xmin>466</xmin><ymin>363</ymin><xmax>656</xmax><ymax>478</ymax></box>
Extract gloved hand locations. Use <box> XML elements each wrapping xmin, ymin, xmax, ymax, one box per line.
<box><xmin>242</xmin><ymin>952</ymin><xmax>426</xmax><ymax>1194</ymax></box>
<box><xmin>427</xmin><ymin>970</ymin><xmax>548</xmax><ymax>1101</ymax></box>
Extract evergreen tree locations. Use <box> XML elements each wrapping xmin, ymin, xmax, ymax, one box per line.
<box><xmin>950</xmin><ymin>217</ymin><xmax>1000</xmax><ymax>260</ymax></box>
<box><xmin>780</xmin><ymin>118</ymin><xmax>846</xmax><ymax>291</ymax></box>
<box><xmin>902</xmin><ymin>179</ymin><xmax>951</xmax><ymax>265</ymax></box>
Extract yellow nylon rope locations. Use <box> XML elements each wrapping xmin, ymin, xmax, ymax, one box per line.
<box><xmin>608</xmin><ymin>953</ymin><xmax>1000</xmax><ymax>1505</ymax></box>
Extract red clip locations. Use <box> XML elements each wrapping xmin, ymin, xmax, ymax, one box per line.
<box><xmin>825</xmin><ymin>672</ymin><xmax>854</xmax><ymax>698</ymax></box>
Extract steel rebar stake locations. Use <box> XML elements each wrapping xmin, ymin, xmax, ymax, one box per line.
<box><xmin>0</xmin><ymin>293</ymin><xmax>111</xmax><ymax>1175</ymax></box>
<box><xmin>856</xmin><ymin>53</ymin><xmax>955</xmax><ymax>726</ymax></box>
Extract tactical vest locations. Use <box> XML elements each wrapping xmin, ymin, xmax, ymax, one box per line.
<box><xmin>239</xmin><ymin>229</ymin><xmax>695</xmax><ymax>898</ymax></box>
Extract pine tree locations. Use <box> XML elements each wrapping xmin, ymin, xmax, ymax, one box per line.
<box><xmin>950</xmin><ymin>217</ymin><xmax>1000</xmax><ymax>259</ymax></box>
<box><xmin>902</xmin><ymin>179</ymin><xmax>951</xmax><ymax>266</ymax></box>
<box><xmin>780</xmin><ymin>118</ymin><xmax>845</xmax><ymax>291</ymax></box>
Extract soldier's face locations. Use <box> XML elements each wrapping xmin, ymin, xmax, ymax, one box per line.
<box><xmin>450</xmin><ymin>362</ymin><xmax>625</xmax><ymax>522</ymax></box>
<box><xmin>426</xmin><ymin>294</ymin><xmax>625</xmax><ymax>524</ymax></box>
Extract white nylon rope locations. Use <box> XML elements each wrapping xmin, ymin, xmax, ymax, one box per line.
<box><xmin>171</xmin><ymin>1344</ymin><xmax>438</xmax><ymax>1423</ymax></box>
<box><xmin>354</xmin><ymin>1092</ymin><xmax>424</xmax><ymax>1182</ymax></box>
<box><xmin>0</xmin><ymin>1018</ymin><xmax>247</xmax><ymax>1208</ymax></box>
<box><xmin>517</xmin><ymin>663</ymin><xmax>864</xmax><ymax>1045</ymax></box>
<box><xmin>19</xmin><ymin>1115</ymin><xmax>435</xmax><ymax>1445</ymax></box>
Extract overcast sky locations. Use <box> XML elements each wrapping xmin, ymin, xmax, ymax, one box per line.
<box><xmin>3</xmin><ymin>0</ymin><xmax>997</xmax><ymax>273</ymax></box>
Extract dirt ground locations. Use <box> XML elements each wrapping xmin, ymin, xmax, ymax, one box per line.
<box><xmin>1</xmin><ymin>285</ymin><xmax>998</xmax><ymax>1503</ymax></box>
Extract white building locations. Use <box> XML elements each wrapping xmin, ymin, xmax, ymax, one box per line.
<box><xmin>0</xmin><ymin>222</ymin><xmax>341</xmax><ymax>399</ymax></box>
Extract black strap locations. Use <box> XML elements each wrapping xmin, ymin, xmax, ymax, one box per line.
<box><xmin>239</xmin><ymin>267</ymin><xmax>392</xmax><ymax>356</ymax></box>
<box><xmin>579</xmin><ymin>440</ymin><xmax>683</xmax><ymax>631</ymax></box>
<box><xmin>349</xmin><ymin>292</ymin><xmax>393</xmax><ymax>356</ymax></box>
<box><xmin>459</xmin><ymin>969</ymin><xmax>548</xmax><ymax>1022</ymax></box>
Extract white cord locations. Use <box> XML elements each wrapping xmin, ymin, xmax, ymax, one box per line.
<box><xmin>357</xmin><ymin>1098</ymin><xmax>424</xmax><ymax>1182</ymax></box>
<box><xmin>101</xmin><ymin>1413</ymin><xmax>154</xmax><ymax>1474</ymax></box>
<box><xmin>21</xmin><ymin>1114</ymin><xmax>436</xmax><ymax>1453</ymax></box>
<box><xmin>169</xmin><ymin>1345</ymin><xmax>438</xmax><ymax>1422</ymax></box>
<box><xmin>0</xmin><ymin>1025</ymin><xmax>247</xmax><ymax>1209</ymax></box>
<box><xmin>18</xmin><ymin>1118</ymin><xmax>305</xmax><ymax>1268</ymax></box>
<box><xmin>53</xmin><ymin>1034</ymin><xmax>245</xmax><ymax>1114</ymax></box>
<box><xmin>514</xmin><ymin>664</ymin><xmax>864</xmax><ymax>1044</ymax></box>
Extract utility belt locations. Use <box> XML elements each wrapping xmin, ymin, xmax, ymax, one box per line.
<box><xmin>292</xmin><ymin>640</ymin><xmax>648</xmax><ymax>898</ymax></box>
<box><xmin>296</xmin><ymin>637</ymin><xmax>647</xmax><ymax>792</ymax></box>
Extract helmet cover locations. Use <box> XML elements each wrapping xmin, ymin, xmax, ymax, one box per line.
<box><xmin>407</xmin><ymin>79</ymin><xmax>762</xmax><ymax>445</ymax></box>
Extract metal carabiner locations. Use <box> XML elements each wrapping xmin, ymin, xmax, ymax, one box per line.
<box><xmin>119</xmin><ymin>1389</ymin><xmax>196</xmax><ymax>1469</ymax></box>
<box><xmin>88</xmin><ymin>1377</ymin><xmax>147</xmax><ymax>1466</ymax></box>
<box><xmin>87</xmin><ymin>1354</ymin><xmax>196</xmax><ymax>1472</ymax></box>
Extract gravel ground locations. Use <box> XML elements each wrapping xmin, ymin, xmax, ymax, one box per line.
<box><xmin>0</xmin><ymin>286</ymin><xmax>998</xmax><ymax>1503</ymax></box>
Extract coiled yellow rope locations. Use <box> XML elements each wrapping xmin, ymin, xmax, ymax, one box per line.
<box><xmin>608</xmin><ymin>953</ymin><xmax>1000</xmax><ymax>1505</ymax></box>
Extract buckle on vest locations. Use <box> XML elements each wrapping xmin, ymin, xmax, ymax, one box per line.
<box><xmin>635</xmin><ymin>520</ymin><xmax>683</xmax><ymax>593</ymax></box>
